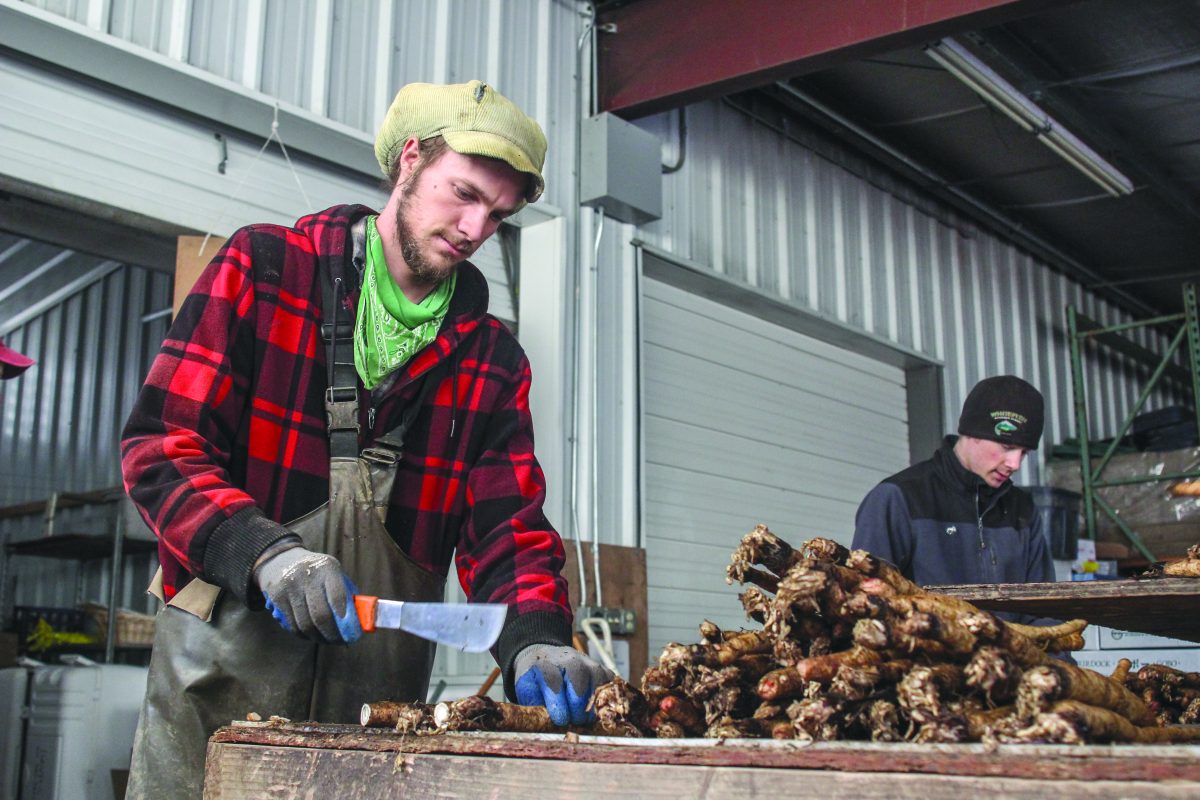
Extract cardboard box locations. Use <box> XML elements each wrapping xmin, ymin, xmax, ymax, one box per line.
<box><xmin>1098</xmin><ymin>627</ymin><xmax>1199</xmax><ymax>650</ymax></box>
<box><xmin>1073</xmin><ymin>648</ymin><xmax>1200</xmax><ymax>675</ymax></box>
<box><xmin>1077</xmin><ymin>625</ymin><xmax>1101</xmax><ymax>651</ymax></box>
<box><xmin>1046</xmin><ymin>450</ymin><xmax>1200</xmax><ymax>558</ymax></box>
<box><xmin>1072</xmin><ymin>539</ymin><xmax>1097</xmax><ymax>571</ymax></box>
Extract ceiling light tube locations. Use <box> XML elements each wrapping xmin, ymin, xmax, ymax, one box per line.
<box><xmin>925</xmin><ymin>38</ymin><xmax>1133</xmax><ymax>196</ymax></box>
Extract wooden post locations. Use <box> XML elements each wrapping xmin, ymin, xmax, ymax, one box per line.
<box><xmin>561</xmin><ymin>541</ymin><xmax>649</xmax><ymax>678</ymax></box>
<box><xmin>175</xmin><ymin>236</ymin><xmax>223</xmax><ymax>318</ymax></box>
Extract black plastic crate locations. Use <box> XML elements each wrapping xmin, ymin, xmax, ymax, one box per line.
<box><xmin>1027</xmin><ymin>486</ymin><xmax>1081</xmax><ymax>560</ymax></box>
<box><xmin>1132</xmin><ymin>405</ymin><xmax>1194</xmax><ymax>435</ymax></box>
<box><xmin>1137</xmin><ymin>419</ymin><xmax>1199</xmax><ymax>452</ymax></box>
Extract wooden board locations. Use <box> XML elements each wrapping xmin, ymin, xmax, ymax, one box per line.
<box><xmin>204</xmin><ymin>723</ymin><xmax>1200</xmax><ymax>799</ymax></box>
<box><xmin>933</xmin><ymin>578</ymin><xmax>1200</xmax><ymax>643</ymax></box>
<box><xmin>175</xmin><ymin>235</ymin><xmax>223</xmax><ymax>318</ymax></box>
<box><xmin>561</xmin><ymin>540</ymin><xmax>649</xmax><ymax>677</ymax></box>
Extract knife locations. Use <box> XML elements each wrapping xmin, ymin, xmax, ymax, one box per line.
<box><xmin>353</xmin><ymin>596</ymin><xmax>507</xmax><ymax>653</ymax></box>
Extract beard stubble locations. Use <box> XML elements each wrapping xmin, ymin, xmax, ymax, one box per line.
<box><xmin>393</xmin><ymin>176</ymin><xmax>464</xmax><ymax>290</ymax></box>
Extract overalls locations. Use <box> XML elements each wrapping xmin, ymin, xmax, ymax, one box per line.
<box><xmin>127</xmin><ymin>223</ymin><xmax>445</xmax><ymax>798</ymax></box>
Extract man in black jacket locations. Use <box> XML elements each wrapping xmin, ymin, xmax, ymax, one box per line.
<box><xmin>852</xmin><ymin>375</ymin><xmax>1053</xmax><ymax>589</ymax></box>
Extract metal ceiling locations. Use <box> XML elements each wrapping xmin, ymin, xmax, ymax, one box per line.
<box><xmin>600</xmin><ymin>0</ymin><xmax>1200</xmax><ymax>317</ymax></box>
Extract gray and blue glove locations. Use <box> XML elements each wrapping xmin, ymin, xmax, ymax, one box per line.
<box><xmin>513</xmin><ymin>644</ymin><xmax>614</xmax><ymax>726</ymax></box>
<box><xmin>254</xmin><ymin>546</ymin><xmax>362</xmax><ymax>645</ymax></box>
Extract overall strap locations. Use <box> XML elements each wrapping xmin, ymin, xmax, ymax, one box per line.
<box><xmin>321</xmin><ymin>218</ymin><xmax>368</xmax><ymax>458</ymax></box>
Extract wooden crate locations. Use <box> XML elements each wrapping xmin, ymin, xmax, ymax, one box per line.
<box><xmin>934</xmin><ymin>577</ymin><xmax>1200</xmax><ymax>644</ymax></box>
<box><xmin>204</xmin><ymin>722</ymin><xmax>1200</xmax><ymax>799</ymax></box>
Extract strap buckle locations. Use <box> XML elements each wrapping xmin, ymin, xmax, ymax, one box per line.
<box><xmin>325</xmin><ymin>389</ymin><xmax>360</xmax><ymax>435</ymax></box>
<box><xmin>360</xmin><ymin>447</ymin><xmax>400</xmax><ymax>466</ymax></box>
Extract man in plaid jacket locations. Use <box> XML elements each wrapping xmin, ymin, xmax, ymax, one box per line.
<box><xmin>122</xmin><ymin>81</ymin><xmax>607</xmax><ymax>796</ymax></box>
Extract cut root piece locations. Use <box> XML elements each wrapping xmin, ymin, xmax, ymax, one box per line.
<box><xmin>727</xmin><ymin>525</ymin><xmax>801</xmax><ymax>584</ymax></box>
<box><xmin>1163</xmin><ymin>559</ymin><xmax>1200</xmax><ymax>576</ymax></box>
<box><xmin>1016</xmin><ymin>663</ymin><xmax>1154</xmax><ymax>726</ymax></box>
<box><xmin>1015</xmin><ymin>700</ymin><xmax>1200</xmax><ymax>744</ymax></box>
<box><xmin>964</xmin><ymin>646</ymin><xmax>1022</xmax><ymax>705</ymax></box>
<box><xmin>714</xmin><ymin>629</ymin><xmax>774</xmax><ymax>665</ymax></box>
<box><xmin>591</xmin><ymin>678</ymin><xmax>648</xmax><ymax>736</ymax></box>
<box><xmin>433</xmin><ymin>696</ymin><xmax>560</xmax><ymax>733</ymax></box>
<box><xmin>898</xmin><ymin>664</ymin><xmax>965</xmax><ymax>724</ymax></box>
<box><xmin>1007</xmin><ymin>619</ymin><xmax>1088</xmax><ymax>642</ymax></box>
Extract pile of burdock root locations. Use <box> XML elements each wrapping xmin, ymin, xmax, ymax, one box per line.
<box><xmin>361</xmin><ymin>526</ymin><xmax>1200</xmax><ymax>744</ymax></box>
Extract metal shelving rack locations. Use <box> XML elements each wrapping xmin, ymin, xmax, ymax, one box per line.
<box><xmin>0</xmin><ymin>488</ymin><xmax>157</xmax><ymax>663</ymax></box>
<box><xmin>1066</xmin><ymin>283</ymin><xmax>1200</xmax><ymax>562</ymax></box>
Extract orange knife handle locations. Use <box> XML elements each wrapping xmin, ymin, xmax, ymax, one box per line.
<box><xmin>354</xmin><ymin>595</ymin><xmax>378</xmax><ymax>633</ymax></box>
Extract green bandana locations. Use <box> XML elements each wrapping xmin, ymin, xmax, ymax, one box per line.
<box><xmin>354</xmin><ymin>216</ymin><xmax>456</xmax><ymax>390</ymax></box>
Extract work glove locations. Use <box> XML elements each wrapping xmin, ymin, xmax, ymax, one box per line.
<box><xmin>513</xmin><ymin>644</ymin><xmax>614</xmax><ymax>726</ymax></box>
<box><xmin>253</xmin><ymin>546</ymin><xmax>363</xmax><ymax>645</ymax></box>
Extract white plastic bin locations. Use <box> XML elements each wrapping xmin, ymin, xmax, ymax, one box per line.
<box><xmin>21</xmin><ymin>663</ymin><xmax>147</xmax><ymax>800</ymax></box>
<box><xmin>0</xmin><ymin>666</ymin><xmax>31</xmax><ymax>800</ymax></box>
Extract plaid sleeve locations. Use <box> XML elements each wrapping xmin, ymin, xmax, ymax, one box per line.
<box><xmin>120</xmin><ymin>229</ymin><xmax>292</xmax><ymax>596</ymax></box>
<box><xmin>452</xmin><ymin>354</ymin><xmax>573</xmax><ymax>677</ymax></box>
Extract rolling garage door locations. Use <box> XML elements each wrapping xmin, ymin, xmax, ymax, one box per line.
<box><xmin>643</xmin><ymin>277</ymin><xmax>911</xmax><ymax>654</ymax></box>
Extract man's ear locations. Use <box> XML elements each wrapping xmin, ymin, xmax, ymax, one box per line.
<box><xmin>395</xmin><ymin>137</ymin><xmax>422</xmax><ymax>185</ymax></box>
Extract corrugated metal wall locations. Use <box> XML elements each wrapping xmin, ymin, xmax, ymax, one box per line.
<box><xmin>0</xmin><ymin>237</ymin><xmax>171</xmax><ymax>502</ymax></box>
<box><xmin>0</xmin><ymin>233</ymin><xmax>170</xmax><ymax>617</ymax></box>
<box><xmin>19</xmin><ymin>0</ymin><xmax>580</xmax><ymax>218</ymax></box>
<box><xmin>634</xmin><ymin>99</ymin><xmax>1184</xmax><ymax>486</ymax></box>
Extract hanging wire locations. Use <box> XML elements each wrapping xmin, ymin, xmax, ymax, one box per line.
<box><xmin>199</xmin><ymin>104</ymin><xmax>313</xmax><ymax>255</ymax></box>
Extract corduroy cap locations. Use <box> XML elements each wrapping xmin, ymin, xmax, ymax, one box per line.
<box><xmin>374</xmin><ymin>80</ymin><xmax>547</xmax><ymax>203</ymax></box>
<box><xmin>958</xmin><ymin>375</ymin><xmax>1044</xmax><ymax>450</ymax></box>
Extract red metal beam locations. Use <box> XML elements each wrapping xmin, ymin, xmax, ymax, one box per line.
<box><xmin>598</xmin><ymin>0</ymin><xmax>1060</xmax><ymax>118</ymax></box>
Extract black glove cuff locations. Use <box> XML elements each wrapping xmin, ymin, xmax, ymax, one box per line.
<box><xmin>496</xmin><ymin>610</ymin><xmax>573</xmax><ymax>701</ymax></box>
<box><xmin>201</xmin><ymin>507</ymin><xmax>298</xmax><ymax>606</ymax></box>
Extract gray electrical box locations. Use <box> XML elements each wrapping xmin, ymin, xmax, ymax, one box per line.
<box><xmin>579</xmin><ymin>113</ymin><xmax>663</xmax><ymax>225</ymax></box>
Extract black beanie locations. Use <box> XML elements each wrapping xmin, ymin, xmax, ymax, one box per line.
<box><xmin>957</xmin><ymin>375</ymin><xmax>1044</xmax><ymax>450</ymax></box>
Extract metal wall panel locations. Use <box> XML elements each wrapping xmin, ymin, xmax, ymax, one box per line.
<box><xmin>1</xmin><ymin>247</ymin><xmax>170</xmax><ymax>620</ymax></box>
<box><xmin>1</xmin><ymin>258</ymin><xmax>170</xmax><ymax>502</ymax></box>
<box><xmin>0</xmin><ymin>51</ymin><xmax>386</xmax><ymax>238</ymax></box>
<box><xmin>634</xmin><ymin>100</ymin><xmax>1184</xmax><ymax>486</ymax></box>
<box><xmin>109</xmin><ymin>0</ymin><xmax>186</xmax><ymax>56</ymax></box>
<box><xmin>22</xmin><ymin>0</ymin><xmax>88</xmax><ymax>25</ymax></box>
<box><xmin>641</xmin><ymin>277</ymin><xmax>910</xmax><ymax>653</ymax></box>
<box><xmin>18</xmin><ymin>0</ymin><xmax>580</xmax><ymax>216</ymax></box>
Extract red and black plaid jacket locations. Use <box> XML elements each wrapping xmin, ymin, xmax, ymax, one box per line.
<box><xmin>121</xmin><ymin>204</ymin><xmax>571</xmax><ymax>674</ymax></box>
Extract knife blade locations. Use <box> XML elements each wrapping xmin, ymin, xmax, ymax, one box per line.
<box><xmin>353</xmin><ymin>596</ymin><xmax>507</xmax><ymax>653</ymax></box>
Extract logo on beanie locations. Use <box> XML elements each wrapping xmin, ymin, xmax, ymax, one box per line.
<box><xmin>991</xmin><ymin>410</ymin><xmax>1027</xmax><ymax>438</ymax></box>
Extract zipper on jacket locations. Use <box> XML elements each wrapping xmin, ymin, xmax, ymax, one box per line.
<box><xmin>976</xmin><ymin>487</ymin><xmax>998</xmax><ymax>574</ymax></box>
<box><xmin>975</xmin><ymin>487</ymin><xmax>985</xmax><ymax>553</ymax></box>
<box><xmin>368</xmin><ymin>406</ymin><xmax>376</xmax><ymax>431</ymax></box>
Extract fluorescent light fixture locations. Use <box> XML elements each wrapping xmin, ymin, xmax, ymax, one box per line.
<box><xmin>925</xmin><ymin>38</ymin><xmax>1134</xmax><ymax>196</ymax></box>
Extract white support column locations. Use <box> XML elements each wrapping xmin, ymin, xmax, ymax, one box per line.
<box><xmin>240</xmin><ymin>0</ymin><xmax>264</xmax><ymax>89</ymax></box>
<box><xmin>432</xmin><ymin>0</ymin><xmax>450</xmax><ymax>85</ymax></box>
<box><xmin>518</xmin><ymin>216</ymin><xmax>569</xmax><ymax>533</ymax></box>
<box><xmin>165</xmin><ymin>0</ymin><xmax>191</xmax><ymax>63</ymax></box>
<box><xmin>85</xmin><ymin>0</ymin><xmax>111</xmax><ymax>32</ymax></box>
<box><xmin>617</xmin><ymin>229</ymin><xmax>639</xmax><ymax>549</ymax></box>
<box><xmin>308</xmin><ymin>0</ymin><xmax>332</xmax><ymax>116</ymax></box>
<box><xmin>371</xmin><ymin>0</ymin><xmax>395</xmax><ymax>132</ymax></box>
